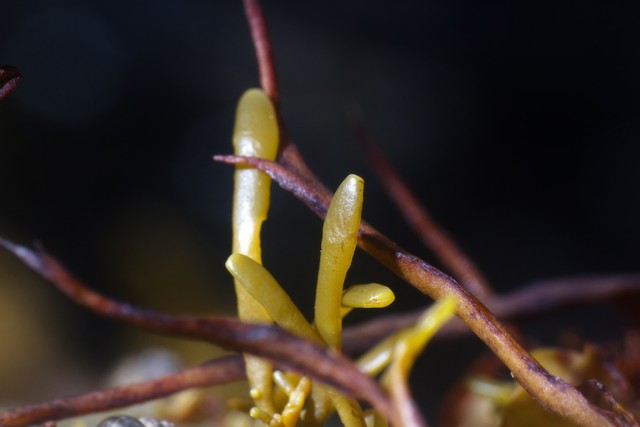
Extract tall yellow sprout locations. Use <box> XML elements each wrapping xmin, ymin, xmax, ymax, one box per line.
<box><xmin>231</xmin><ymin>88</ymin><xmax>279</xmax><ymax>413</ymax></box>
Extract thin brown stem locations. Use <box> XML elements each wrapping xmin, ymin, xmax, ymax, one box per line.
<box><xmin>0</xmin><ymin>356</ymin><xmax>245</xmax><ymax>427</ymax></box>
<box><xmin>243</xmin><ymin>0</ymin><xmax>278</xmax><ymax>106</ymax></box>
<box><xmin>0</xmin><ymin>239</ymin><xmax>394</xmax><ymax>423</ymax></box>
<box><xmin>354</xmin><ymin>119</ymin><xmax>492</xmax><ymax>300</ymax></box>
<box><xmin>213</xmin><ymin>154</ymin><xmax>627</xmax><ymax>427</ymax></box>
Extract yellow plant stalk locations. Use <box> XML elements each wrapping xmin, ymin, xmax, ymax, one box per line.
<box><xmin>314</xmin><ymin>174</ymin><xmax>364</xmax><ymax>351</ymax></box>
<box><xmin>313</xmin><ymin>174</ymin><xmax>367</xmax><ymax>426</ymax></box>
<box><xmin>387</xmin><ymin>297</ymin><xmax>456</xmax><ymax>379</ymax></box>
<box><xmin>385</xmin><ymin>297</ymin><xmax>457</xmax><ymax>427</ymax></box>
<box><xmin>231</xmin><ymin>88</ymin><xmax>279</xmax><ymax>412</ymax></box>
<box><xmin>280</xmin><ymin>376</ymin><xmax>312</xmax><ymax>427</ymax></box>
<box><xmin>357</xmin><ymin>298</ymin><xmax>456</xmax><ymax>378</ymax></box>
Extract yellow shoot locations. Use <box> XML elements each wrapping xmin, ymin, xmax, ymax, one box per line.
<box><xmin>341</xmin><ymin>283</ymin><xmax>395</xmax><ymax>318</ymax></box>
<box><xmin>280</xmin><ymin>376</ymin><xmax>312</xmax><ymax>427</ymax></box>
<box><xmin>384</xmin><ymin>297</ymin><xmax>456</xmax><ymax>427</ymax></box>
<box><xmin>226</xmin><ymin>253</ymin><xmax>322</xmax><ymax>345</ymax></box>
<box><xmin>358</xmin><ymin>297</ymin><xmax>456</xmax><ymax>379</ymax></box>
<box><xmin>356</xmin><ymin>334</ymin><xmax>397</xmax><ymax>377</ymax></box>
<box><xmin>232</xmin><ymin>88</ymin><xmax>279</xmax><ymax>259</ymax></box>
<box><xmin>231</xmin><ymin>88</ymin><xmax>279</xmax><ymax>412</ymax></box>
<box><xmin>387</xmin><ymin>297</ymin><xmax>456</xmax><ymax>380</ymax></box>
<box><xmin>272</xmin><ymin>370</ymin><xmax>296</xmax><ymax>396</ymax></box>
<box><xmin>314</xmin><ymin>174</ymin><xmax>364</xmax><ymax>351</ymax></box>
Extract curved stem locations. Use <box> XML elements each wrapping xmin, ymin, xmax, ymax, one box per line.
<box><xmin>0</xmin><ymin>356</ymin><xmax>245</xmax><ymax>427</ymax></box>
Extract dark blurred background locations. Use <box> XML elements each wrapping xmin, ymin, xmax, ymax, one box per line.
<box><xmin>0</xmin><ymin>0</ymin><xmax>639</xmax><ymax>421</ymax></box>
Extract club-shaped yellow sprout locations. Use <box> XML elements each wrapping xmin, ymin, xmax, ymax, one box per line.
<box><xmin>231</xmin><ymin>88</ymin><xmax>279</xmax><ymax>412</ymax></box>
<box><xmin>314</xmin><ymin>174</ymin><xmax>364</xmax><ymax>351</ymax></box>
<box><xmin>341</xmin><ymin>283</ymin><xmax>395</xmax><ymax>318</ymax></box>
<box><xmin>226</xmin><ymin>253</ymin><xmax>321</xmax><ymax>345</ymax></box>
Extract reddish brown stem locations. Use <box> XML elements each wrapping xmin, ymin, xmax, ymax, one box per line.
<box><xmin>0</xmin><ymin>356</ymin><xmax>245</xmax><ymax>427</ymax></box>
<box><xmin>354</xmin><ymin>120</ymin><xmax>492</xmax><ymax>300</ymax></box>
<box><xmin>0</xmin><ymin>239</ymin><xmax>394</xmax><ymax>423</ymax></box>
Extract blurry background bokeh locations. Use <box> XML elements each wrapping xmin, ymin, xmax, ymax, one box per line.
<box><xmin>0</xmin><ymin>0</ymin><xmax>639</xmax><ymax>420</ymax></box>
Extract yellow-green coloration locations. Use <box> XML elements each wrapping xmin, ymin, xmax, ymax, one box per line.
<box><xmin>231</xmin><ymin>88</ymin><xmax>279</xmax><ymax>413</ymax></box>
<box><xmin>363</xmin><ymin>410</ymin><xmax>389</xmax><ymax>427</ymax></box>
<box><xmin>225</xmin><ymin>254</ymin><xmax>366</xmax><ymax>425</ymax></box>
<box><xmin>466</xmin><ymin>378</ymin><xmax>514</xmax><ymax>407</ymax></box>
<box><xmin>385</xmin><ymin>297</ymin><xmax>456</xmax><ymax>427</ymax></box>
<box><xmin>342</xmin><ymin>284</ymin><xmax>395</xmax><ymax>309</ymax></box>
<box><xmin>357</xmin><ymin>297</ymin><xmax>457</xmax><ymax>379</ymax></box>
<box><xmin>280</xmin><ymin>376</ymin><xmax>311</xmax><ymax>427</ymax></box>
<box><xmin>387</xmin><ymin>297</ymin><xmax>456</xmax><ymax>381</ymax></box>
<box><xmin>341</xmin><ymin>283</ymin><xmax>395</xmax><ymax>318</ymax></box>
<box><xmin>226</xmin><ymin>253</ymin><xmax>322</xmax><ymax>345</ymax></box>
<box><xmin>314</xmin><ymin>174</ymin><xmax>364</xmax><ymax>351</ymax></box>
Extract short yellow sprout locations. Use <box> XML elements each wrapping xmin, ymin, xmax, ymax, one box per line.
<box><xmin>341</xmin><ymin>283</ymin><xmax>395</xmax><ymax>318</ymax></box>
<box><xmin>385</xmin><ymin>297</ymin><xmax>456</xmax><ymax>427</ymax></box>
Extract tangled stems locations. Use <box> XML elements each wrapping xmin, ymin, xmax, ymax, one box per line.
<box><xmin>0</xmin><ymin>238</ymin><xmax>395</xmax><ymax>425</ymax></box>
<box><xmin>212</xmin><ymin>154</ymin><xmax>627</xmax><ymax>427</ymax></box>
<box><xmin>237</xmin><ymin>1</ymin><xmax>638</xmax><ymax>424</ymax></box>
